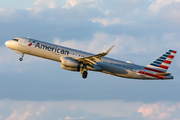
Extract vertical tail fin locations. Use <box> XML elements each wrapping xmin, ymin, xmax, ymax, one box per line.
<box><xmin>145</xmin><ymin>50</ymin><xmax>177</xmax><ymax>73</ymax></box>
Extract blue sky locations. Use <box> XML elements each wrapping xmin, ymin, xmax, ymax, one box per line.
<box><xmin>0</xmin><ymin>0</ymin><xmax>180</xmax><ymax>120</ymax></box>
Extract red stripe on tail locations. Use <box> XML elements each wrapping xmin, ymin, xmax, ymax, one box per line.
<box><xmin>144</xmin><ymin>67</ymin><xmax>164</xmax><ymax>73</ymax></box>
<box><xmin>159</xmin><ymin>65</ymin><xmax>168</xmax><ymax>69</ymax></box>
<box><xmin>168</xmin><ymin>55</ymin><xmax>174</xmax><ymax>59</ymax></box>
<box><xmin>163</xmin><ymin>60</ymin><xmax>171</xmax><ymax>64</ymax></box>
<box><xmin>172</xmin><ymin>51</ymin><xmax>177</xmax><ymax>54</ymax></box>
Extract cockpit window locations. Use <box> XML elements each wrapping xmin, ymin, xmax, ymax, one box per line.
<box><xmin>13</xmin><ymin>39</ymin><xmax>18</xmax><ymax>41</ymax></box>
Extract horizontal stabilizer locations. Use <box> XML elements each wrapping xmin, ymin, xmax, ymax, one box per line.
<box><xmin>154</xmin><ymin>73</ymin><xmax>171</xmax><ymax>76</ymax></box>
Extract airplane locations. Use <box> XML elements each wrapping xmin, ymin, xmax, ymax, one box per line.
<box><xmin>5</xmin><ymin>37</ymin><xmax>177</xmax><ymax>80</ymax></box>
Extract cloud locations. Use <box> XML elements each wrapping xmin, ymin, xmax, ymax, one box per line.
<box><xmin>0</xmin><ymin>99</ymin><xmax>143</xmax><ymax>120</ymax></box>
<box><xmin>0</xmin><ymin>8</ymin><xmax>6</xmax><ymax>12</ymax></box>
<box><xmin>0</xmin><ymin>8</ymin><xmax>15</xmax><ymax>21</ymax></box>
<box><xmin>104</xmin><ymin>10</ymin><xmax>110</xmax><ymax>15</ymax></box>
<box><xmin>54</xmin><ymin>32</ymin><xmax>147</xmax><ymax>54</ymax></box>
<box><xmin>34</xmin><ymin>0</ymin><xmax>58</xmax><ymax>9</ymax></box>
<box><xmin>161</xmin><ymin>2</ymin><xmax>180</xmax><ymax>23</ymax></box>
<box><xmin>32</xmin><ymin>0</ymin><xmax>59</xmax><ymax>14</ymax></box>
<box><xmin>148</xmin><ymin>0</ymin><xmax>180</xmax><ymax>14</ymax></box>
<box><xmin>91</xmin><ymin>18</ymin><xmax>122</xmax><ymax>27</ymax></box>
<box><xmin>62</xmin><ymin>0</ymin><xmax>96</xmax><ymax>9</ymax></box>
<box><xmin>26</xmin><ymin>7</ymin><xmax>32</xmax><ymax>11</ymax></box>
<box><xmin>53</xmin><ymin>38</ymin><xmax>87</xmax><ymax>52</ymax></box>
<box><xmin>64</xmin><ymin>116</ymin><xmax>86</xmax><ymax>120</ymax></box>
<box><xmin>138</xmin><ymin>102</ymin><xmax>180</xmax><ymax>120</ymax></box>
<box><xmin>7</xmin><ymin>111</ymin><xmax>31</xmax><ymax>120</ymax></box>
<box><xmin>146</xmin><ymin>0</ymin><xmax>180</xmax><ymax>23</ymax></box>
<box><xmin>2</xmin><ymin>100</ymin><xmax>180</xmax><ymax>120</ymax></box>
<box><xmin>53</xmin><ymin>33</ymin><xmax>112</xmax><ymax>54</ymax></box>
<box><xmin>6</xmin><ymin>102</ymin><xmax>46</xmax><ymax>120</ymax></box>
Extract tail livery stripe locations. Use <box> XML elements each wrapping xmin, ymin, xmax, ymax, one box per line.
<box><xmin>168</xmin><ymin>55</ymin><xmax>174</xmax><ymax>59</ymax></box>
<box><xmin>165</xmin><ymin>52</ymin><xmax>171</xmax><ymax>55</ymax></box>
<box><xmin>159</xmin><ymin>56</ymin><xmax>166</xmax><ymax>60</ymax></box>
<box><xmin>169</xmin><ymin>50</ymin><xmax>173</xmax><ymax>52</ymax></box>
<box><xmin>163</xmin><ymin>60</ymin><xmax>171</xmax><ymax>64</ymax></box>
<box><xmin>156</xmin><ymin>59</ymin><xmax>164</xmax><ymax>62</ymax></box>
<box><xmin>159</xmin><ymin>65</ymin><xmax>168</xmax><ymax>70</ymax></box>
<box><xmin>138</xmin><ymin>71</ymin><xmax>164</xmax><ymax>79</ymax></box>
<box><xmin>145</xmin><ymin>50</ymin><xmax>177</xmax><ymax>72</ymax></box>
<box><xmin>163</xmin><ymin>58</ymin><xmax>172</xmax><ymax>62</ymax></box>
<box><xmin>150</xmin><ymin>63</ymin><xmax>159</xmax><ymax>67</ymax></box>
<box><xmin>163</xmin><ymin>54</ymin><xmax>169</xmax><ymax>57</ymax></box>
<box><xmin>153</xmin><ymin>61</ymin><xmax>162</xmax><ymax>65</ymax></box>
<box><xmin>172</xmin><ymin>51</ymin><xmax>177</xmax><ymax>54</ymax></box>
<box><xmin>161</xmin><ymin>62</ymin><xmax>170</xmax><ymax>67</ymax></box>
<box><xmin>144</xmin><ymin>67</ymin><xmax>164</xmax><ymax>73</ymax></box>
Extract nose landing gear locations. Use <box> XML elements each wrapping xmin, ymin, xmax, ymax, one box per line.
<box><xmin>19</xmin><ymin>58</ymin><xmax>23</xmax><ymax>61</ymax></box>
<box><xmin>19</xmin><ymin>53</ymin><xmax>24</xmax><ymax>61</ymax></box>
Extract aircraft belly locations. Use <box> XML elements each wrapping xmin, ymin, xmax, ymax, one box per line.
<box><xmin>119</xmin><ymin>69</ymin><xmax>136</xmax><ymax>78</ymax></box>
<box><xmin>131</xmin><ymin>74</ymin><xmax>145</xmax><ymax>79</ymax></box>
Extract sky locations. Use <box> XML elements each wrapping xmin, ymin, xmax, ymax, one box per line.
<box><xmin>0</xmin><ymin>0</ymin><xmax>180</xmax><ymax>120</ymax></box>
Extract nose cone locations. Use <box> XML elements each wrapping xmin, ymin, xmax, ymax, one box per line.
<box><xmin>5</xmin><ymin>41</ymin><xmax>11</xmax><ymax>48</ymax></box>
<box><xmin>5</xmin><ymin>40</ymin><xmax>16</xmax><ymax>50</ymax></box>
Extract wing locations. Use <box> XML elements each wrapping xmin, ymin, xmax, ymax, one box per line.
<box><xmin>76</xmin><ymin>45</ymin><xmax>114</xmax><ymax>65</ymax></box>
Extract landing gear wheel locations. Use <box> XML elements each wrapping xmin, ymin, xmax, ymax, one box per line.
<box><xmin>19</xmin><ymin>53</ymin><xmax>24</xmax><ymax>61</ymax></box>
<box><xmin>19</xmin><ymin>57</ymin><xmax>23</xmax><ymax>61</ymax></box>
<box><xmin>82</xmin><ymin>71</ymin><xmax>88</xmax><ymax>79</ymax></box>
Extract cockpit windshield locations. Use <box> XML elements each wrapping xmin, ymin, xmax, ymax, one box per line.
<box><xmin>13</xmin><ymin>39</ymin><xmax>18</xmax><ymax>41</ymax></box>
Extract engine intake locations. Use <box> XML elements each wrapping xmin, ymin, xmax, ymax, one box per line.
<box><xmin>61</xmin><ymin>57</ymin><xmax>80</xmax><ymax>71</ymax></box>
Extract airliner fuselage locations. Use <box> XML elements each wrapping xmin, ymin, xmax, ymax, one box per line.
<box><xmin>5</xmin><ymin>37</ymin><xmax>176</xmax><ymax>80</ymax></box>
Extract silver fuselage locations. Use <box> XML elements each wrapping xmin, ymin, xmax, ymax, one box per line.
<box><xmin>5</xmin><ymin>37</ymin><xmax>173</xmax><ymax>80</ymax></box>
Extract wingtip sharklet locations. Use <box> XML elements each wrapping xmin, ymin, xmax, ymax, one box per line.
<box><xmin>105</xmin><ymin>45</ymin><xmax>114</xmax><ymax>54</ymax></box>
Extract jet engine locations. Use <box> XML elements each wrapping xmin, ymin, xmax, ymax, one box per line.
<box><xmin>61</xmin><ymin>57</ymin><xmax>80</xmax><ymax>71</ymax></box>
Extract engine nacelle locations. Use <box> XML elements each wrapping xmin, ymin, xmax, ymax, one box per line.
<box><xmin>61</xmin><ymin>64</ymin><xmax>80</xmax><ymax>71</ymax></box>
<box><xmin>61</xmin><ymin>57</ymin><xmax>80</xmax><ymax>71</ymax></box>
<box><xmin>61</xmin><ymin>57</ymin><xmax>79</xmax><ymax>67</ymax></box>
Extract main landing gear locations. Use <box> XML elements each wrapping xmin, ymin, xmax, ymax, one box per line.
<box><xmin>82</xmin><ymin>71</ymin><xmax>88</xmax><ymax>79</ymax></box>
<box><xmin>19</xmin><ymin>53</ymin><xmax>24</xmax><ymax>61</ymax></box>
<box><xmin>80</xmin><ymin>64</ymin><xmax>88</xmax><ymax>79</ymax></box>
